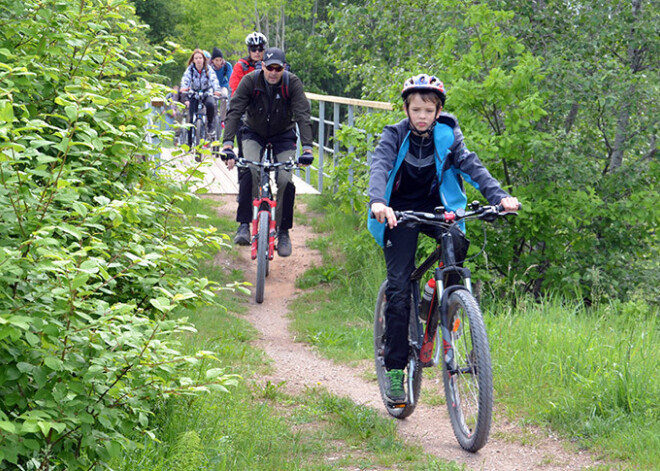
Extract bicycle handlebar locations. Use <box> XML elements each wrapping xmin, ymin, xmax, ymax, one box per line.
<box><xmin>392</xmin><ymin>201</ymin><xmax>522</xmax><ymax>226</ymax></box>
<box><xmin>187</xmin><ymin>90</ymin><xmax>211</xmax><ymax>98</ymax></box>
<box><xmin>221</xmin><ymin>155</ymin><xmax>297</xmax><ymax>170</ymax></box>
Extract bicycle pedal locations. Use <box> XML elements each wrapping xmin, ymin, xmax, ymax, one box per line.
<box><xmin>387</xmin><ymin>401</ymin><xmax>407</xmax><ymax>408</ymax></box>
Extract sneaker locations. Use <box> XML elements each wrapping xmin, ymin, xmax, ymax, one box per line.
<box><xmin>384</xmin><ymin>369</ymin><xmax>406</xmax><ymax>403</ymax></box>
<box><xmin>277</xmin><ymin>230</ymin><xmax>292</xmax><ymax>257</ymax></box>
<box><xmin>234</xmin><ymin>223</ymin><xmax>250</xmax><ymax>245</ymax></box>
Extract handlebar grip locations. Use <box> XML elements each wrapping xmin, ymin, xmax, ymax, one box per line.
<box><xmin>497</xmin><ymin>202</ymin><xmax>523</xmax><ymax>212</ymax></box>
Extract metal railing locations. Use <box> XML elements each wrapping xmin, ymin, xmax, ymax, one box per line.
<box><xmin>296</xmin><ymin>92</ymin><xmax>393</xmax><ymax>193</ymax></box>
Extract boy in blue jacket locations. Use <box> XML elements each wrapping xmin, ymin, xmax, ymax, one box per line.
<box><xmin>368</xmin><ymin>74</ymin><xmax>519</xmax><ymax>402</ymax></box>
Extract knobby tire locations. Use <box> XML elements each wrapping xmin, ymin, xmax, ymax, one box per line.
<box><xmin>374</xmin><ymin>280</ymin><xmax>422</xmax><ymax>419</ymax></box>
<box><xmin>255</xmin><ymin>211</ymin><xmax>269</xmax><ymax>304</ymax></box>
<box><xmin>442</xmin><ymin>289</ymin><xmax>493</xmax><ymax>452</ymax></box>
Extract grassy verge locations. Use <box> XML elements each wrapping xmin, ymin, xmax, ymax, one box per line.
<box><xmin>289</xmin><ymin>194</ymin><xmax>660</xmax><ymax>470</ymax></box>
<box><xmin>113</xmin><ymin>195</ymin><xmax>464</xmax><ymax>470</ymax></box>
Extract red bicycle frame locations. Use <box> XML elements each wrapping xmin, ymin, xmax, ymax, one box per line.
<box><xmin>250</xmin><ymin>199</ymin><xmax>277</xmax><ymax>260</ymax></box>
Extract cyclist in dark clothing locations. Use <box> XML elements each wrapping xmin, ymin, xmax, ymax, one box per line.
<box><xmin>210</xmin><ymin>47</ymin><xmax>232</xmax><ymax>126</ymax></box>
<box><xmin>222</xmin><ymin>48</ymin><xmax>314</xmax><ymax>257</ymax></box>
<box><xmin>368</xmin><ymin>74</ymin><xmax>519</xmax><ymax>402</ymax></box>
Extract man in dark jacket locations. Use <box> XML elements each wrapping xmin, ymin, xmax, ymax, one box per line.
<box><xmin>222</xmin><ymin>47</ymin><xmax>314</xmax><ymax>257</ymax></box>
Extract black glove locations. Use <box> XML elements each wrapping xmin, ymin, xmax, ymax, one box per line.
<box><xmin>222</xmin><ymin>149</ymin><xmax>236</xmax><ymax>162</ymax></box>
<box><xmin>298</xmin><ymin>152</ymin><xmax>314</xmax><ymax>166</ymax></box>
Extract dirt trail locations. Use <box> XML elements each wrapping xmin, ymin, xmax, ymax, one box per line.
<box><xmin>210</xmin><ymin>195</ymin><xmax>601</xmax><ymax>471</ymax></box>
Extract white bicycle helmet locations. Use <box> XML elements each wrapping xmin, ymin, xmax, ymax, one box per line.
<box><xmin>401</xmin><ymin>74</ymin><xmax>446</xmax><ymax>104</ymax></box>
<box><xmin>245</xmin><ymin>32</ymin><xmax>268</xmax><ymax>47</ymax></box>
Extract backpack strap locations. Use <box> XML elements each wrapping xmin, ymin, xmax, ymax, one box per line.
<box><xmin>281</xmin><ymin>70</ymin><xmax>290</xmax><ymax>99</ymax></box>
<box><xmin>252</xmin><ymin>70</ymin><xmax>290</xmax><ymax>100</ymax></box>
<box><xmin>239</xmin><ymin>58</ymin><xmax>251</xmax><ymax>72</ymax></box>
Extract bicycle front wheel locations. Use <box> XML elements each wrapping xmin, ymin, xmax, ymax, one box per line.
<box><xmin>374</xmin><ymin>280</ymin><xmax>422</xmax><ymax>419</ymax></box>
<box><xmin>255</xmin><ymin>211</ymin><xmax>269</xmax><ymax>304</ymax></box>
<box><xmin>442</xmin><ymin>289</ymin><xmax>493</xmax><ymax>452</ymax></box>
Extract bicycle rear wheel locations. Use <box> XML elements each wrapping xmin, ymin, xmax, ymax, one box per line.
<box><xmin>442</xmin><ymin>289</ymin><xmax>493</xmax><ymax>452</ymax></box>
<box><xmin>255</xmin><ymin>211</ymin><xmax>269</xmax><ymax>304</ymax></box>
<box><xmin>374</xmin><ymin>280</ymin><xmax>422</xmax><ymax>419</ymax></box>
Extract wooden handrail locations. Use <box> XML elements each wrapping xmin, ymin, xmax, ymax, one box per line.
<box><xmin>305</xmin><ymin>92</ymin><xmax>394</xmax><ymax>111</ymax></box>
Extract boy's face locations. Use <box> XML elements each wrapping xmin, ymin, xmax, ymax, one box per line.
<box><xmin>212</xmin><ymin>57</ymin><xmax>224</xmax><ymax>68</ymax></box>
<box><xmin>405</xmin><ymin>94</ymin><xmax>442</xmax><ymax>132</ymax></box>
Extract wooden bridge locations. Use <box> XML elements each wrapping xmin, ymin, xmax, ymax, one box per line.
<box><xmin>155</xmin><ymin>147</ymin><xmax>320</xmax><ymax>195</ymax></box>
<box><xmin>149</xmin><ymin>92</ymin><xmax>395</xmax><ymax>195</ymax></box>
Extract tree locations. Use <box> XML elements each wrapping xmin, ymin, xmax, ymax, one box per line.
<box><xmin>327</xmin><ymin>0</ymin><xmax>660</xmax><ymax>303</ymax></box>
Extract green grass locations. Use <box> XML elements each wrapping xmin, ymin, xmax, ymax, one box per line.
<box><xmin>288</xmin><ymin>194</ymin><xmax>660</xmax><ymax>470</ymax></box>
<box><xmin>486</xmin><ymin>297</ymin><xmax>660</xmax><ymax>468</ymax></box>
<box><xmin>113</xmin><ymin>194</ymin><xmax>464</xmax><ymax>470</ymax></box>
<box><xmin>114</xmin><ymin>193</ymin><xmax>660</xmax><ymax>470</ymax></box>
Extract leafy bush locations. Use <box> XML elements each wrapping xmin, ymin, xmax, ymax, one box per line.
<box><xmin>0</xmin><ymin>0</ymin><xmax>236</xmax><ymax>468</ymax></box>
<box><xmin>327</xmin><ymin>0</ymin><xmax>660</xmax><ymax>304</ymax></box>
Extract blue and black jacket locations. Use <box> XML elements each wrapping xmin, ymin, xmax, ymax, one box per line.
<box><xmin>367</xmin><ymin>114</ymin><xmax>510</xmax><ymax>247</ymax></box>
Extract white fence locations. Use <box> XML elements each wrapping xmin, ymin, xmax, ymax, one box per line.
<box><xmin>298</xmin><ymin>92</ymin><xmax>393</xmax><ymax>193</ymax></box>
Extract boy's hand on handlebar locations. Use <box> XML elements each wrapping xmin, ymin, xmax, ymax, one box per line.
<box><xmin>499</xmin><ymin>197</ymin><xmax>520</xmax><ymax>212</ymax></box>
<box><xmin>371</xmin><ymin>202</ymin><xmax>397</xmax><ymax>229</ymax></box>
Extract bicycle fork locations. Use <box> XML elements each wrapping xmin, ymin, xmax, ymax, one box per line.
<box><xmin>421</xmin><ymin>265</ymin><xmax>473</xmax><ymax>371</ymax></box>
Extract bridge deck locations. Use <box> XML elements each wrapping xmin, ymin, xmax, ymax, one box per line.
<box><xmin>156</xmin><ymin>147</ymin><xmax>320</xmax><ymax>195</ymax></box>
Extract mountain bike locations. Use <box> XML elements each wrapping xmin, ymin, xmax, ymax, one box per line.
<box><xmin>186</xmin><ymin>90</ymin><xmax>219</xmax><ymax>160</ymax></box>
<box><xmin>234</xmin><ymin>144</ymin><xmax>296</xmax><ymax>304</ymax></box>
<box><xmin>373</xmin><ymin>201</ymin><xmax>520</xmax><ymax>452</ymax></box>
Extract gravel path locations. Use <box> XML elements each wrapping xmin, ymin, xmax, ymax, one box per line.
<box><xmin>210</xmin><ymin>194</ymin><xmax>602</xmax><ymax>470</ymax></box>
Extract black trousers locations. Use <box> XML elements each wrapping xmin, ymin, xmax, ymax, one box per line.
<box><xmin>383</xmin><ymin>218</ymin><xmax>469</xmax><ymax>370</ymax></box>
<box><xmin>187</xmin><ymin>95</ymin><xmax>217</xmax><ymax>144</ymax></box>
<box><xmin>235</xmin><ymin>128</ymin><xmax>297</xmax><ymax>230</ymax></box>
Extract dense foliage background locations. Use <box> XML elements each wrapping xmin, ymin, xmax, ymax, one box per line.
<box><xmin>139</xmin><ymin>0</ymin><xmax>659</xmax><ymax>304</ymax></box>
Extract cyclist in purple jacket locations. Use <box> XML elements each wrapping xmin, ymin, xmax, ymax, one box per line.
<box><xmin>368</xmin><ymin>74</ymin><xmax>519</xmax><ymax>402</ymax></box>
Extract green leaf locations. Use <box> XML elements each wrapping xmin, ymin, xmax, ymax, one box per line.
<box><xmin>205</xmin><ymin>368</ymin><xmax>225</xmax><ymax>380</ymax></box>
<box><xmin>8</xmin><ymin>316</ymin><xmax>31</xmax><ymax>330</ymax></box>
<box><xmin>71</xmin><ymin>273</ymin><xmax>90</xmax><ymax>290</ymax></box>
<box><xmin>0</xmin><ymin>421</ymin><xmax>17</xmax><ymax>434</ymax></box>
<box><xmin>149</xmin><ymin>297</ymin><xmax>172</xmax><ymax>312</ymax></box>
<box><xmin>0</xmin><ymin>100</ymin><xmax>15</xmax><ymax>123</ymax></box>
<box><xmin>65</xmin><ymin>105</ymin><xmax>78</xmax><ymax>121</ymax></box>
<box><xmin>59</xmin><ymin>223</ymin><xmax>83</xmax><ymax>240</ymax></box>
<box><xmin>44</xmin><ymin>357</ymin><xmax>63</xmax><ymax>371</ymax></box>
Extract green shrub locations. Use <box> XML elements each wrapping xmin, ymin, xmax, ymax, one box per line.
<box><xmin>0</xmin><ymin>0</ymin><xmax>236</xmax><ymax>468</ymax></box>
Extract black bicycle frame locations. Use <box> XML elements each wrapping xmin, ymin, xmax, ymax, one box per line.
<box><xmin>409</xmin><ymin>231</ymin><xmax>473</xmax><ymax>367</ymax></box>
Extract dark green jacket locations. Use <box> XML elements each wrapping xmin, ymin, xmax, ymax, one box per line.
<box><xmin>223</xmin><ymin>70</ymin><xmax>313</xmax><ymax>149</ymax></box>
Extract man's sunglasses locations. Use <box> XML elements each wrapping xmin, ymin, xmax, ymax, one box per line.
<box><xmin>265</xmin><ymin>65</ymin><xmax>284</xmax><ymax>72</ymax></box>
<box><xmin>249</xmin><ymin>46</ymin><xmax>264</xmax><ymax>52</ymax></box>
